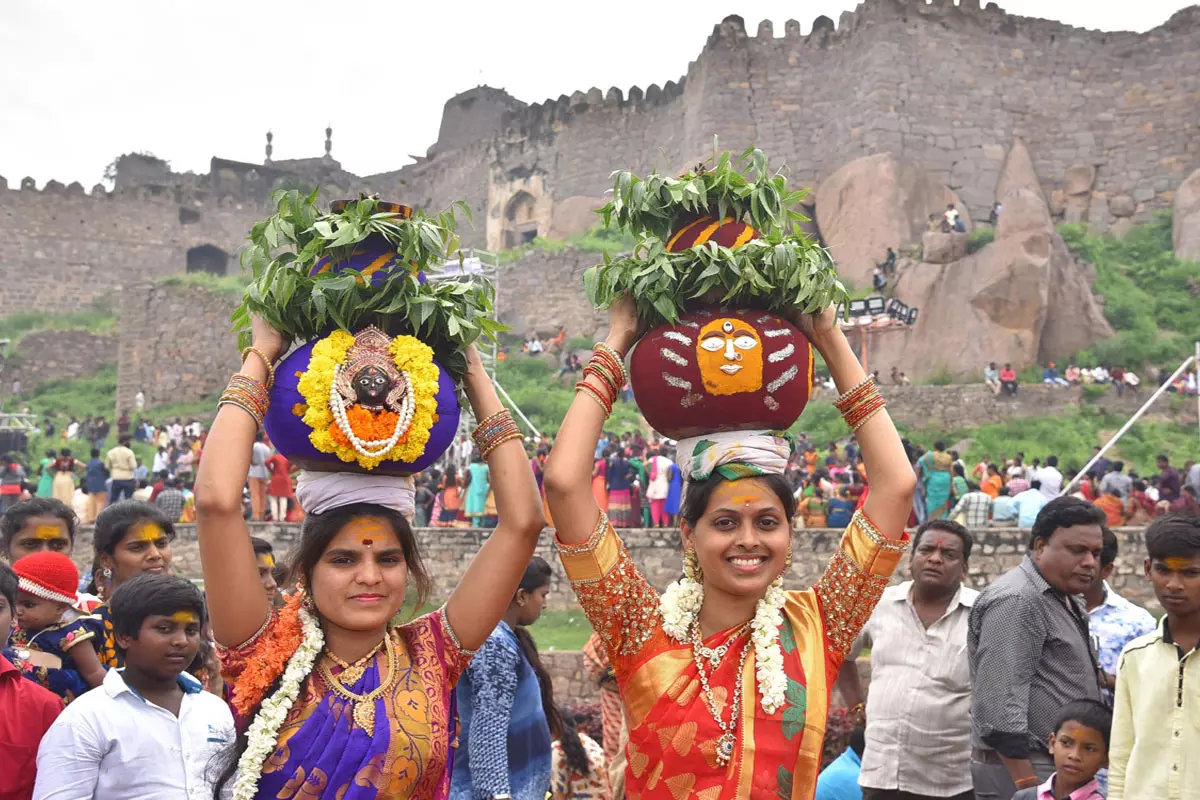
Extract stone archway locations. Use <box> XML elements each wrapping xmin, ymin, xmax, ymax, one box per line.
<box><xmin>503</xmin><ymin>191</ymin><xmax>539</xmax><ymax>248</ymax></box>
<box><xmin>186</xmin><ymin>244</ymin><xmax>230</xmax><ymax>276</ymax></box>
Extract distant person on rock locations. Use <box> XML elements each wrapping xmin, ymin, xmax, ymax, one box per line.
<box><xmin>943</xmin><ymin>203</ymin><xmax>960</xmax><ymax>232</ymax></box>
<box><xmin>1043</xmin><ymin>363</ymin><xmax>1069</xmax><ymax>387</ymax></box>
<box><xmin>984</xmin><ymin>362</ymin><xmax>1001</xmax><ymax>395</ymax></box>
<box><xmin>134</xmin><ymin>390</ymin><xmax>145</xmax><ymax>413</ymax></box>
<box><xmin>989</xmin><ymin>202</ymin><xmax>1002</xmax><ymax>225</ymax></box>
<box><xmin>880</xmin><ymin>247</ymin><xmax>896</xmax><ymax>276</ymax></box>
<box><xmin>891</xmin><ymin>367</ymin><xmax>902</xmax><ymax>385</ymax></box>
<box><xmin>927</xmin><ymin>213</ymin><xmax>942</xmax><ymax>232</ymax></box>
<box><xmin>872</xmin><ymin>266</ymin><xmax>887</xmax><ymax>293</ymax></box>
<box><xmin>1000</xmin><ymin>363</ymin><xmax>1018</xmax><ymax>396</ymax></box>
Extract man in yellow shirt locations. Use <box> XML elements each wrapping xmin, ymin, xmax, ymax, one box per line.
<box><xmin>104</xmin><ymin>435</ymin><xmax>138</xmax><ymax>504</ymax></box>
<box><xmin>1108</xmin><ymin>515</ymin><xmax>1200</xmax><ymax>799</ymax></box>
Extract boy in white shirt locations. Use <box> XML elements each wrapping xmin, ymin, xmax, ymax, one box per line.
<box><xmin>34</xmin><ymin>574</ymin><xmax>233</xmax><ymax>800</ymax></box>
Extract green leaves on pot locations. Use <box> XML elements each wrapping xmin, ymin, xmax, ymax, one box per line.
<box><xmin>584</xmin><ymin>226</ymin><xmax>847</xmax><ymax>324</ymax></box>
<box><xmin>598</xmin><ymin>147</ymin><xmax>811</xmax><ymax>241</ymax></box>
<box><xmin>233</xmin><ymin>190</ymin><xmax>501</xmax><ymax>384</ymax></box>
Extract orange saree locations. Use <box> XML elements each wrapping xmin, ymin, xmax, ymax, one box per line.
<box><xmin>558</xmin><ymin>509</ymin><xmax>907</xmax><ymax>800</ymax></box>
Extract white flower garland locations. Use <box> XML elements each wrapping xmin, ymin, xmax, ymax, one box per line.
<box><xmin>231</xmin><ymin>605</ymin><xmax>324</xmax><ymax>800</ymax></box>
<box><xmin>660</xmin><ymin>573</ymin><xmax>788</xmax><ymax>715</ymax></box>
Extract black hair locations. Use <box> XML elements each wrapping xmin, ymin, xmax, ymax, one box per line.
<box><xmin>1144</xmin><ymin>514</ymin><xmax>1200</xmax><ymax>561</ymax></box>
<box><xmin>1054</xmin><ymin>698</ymin><xmax>1112</xmax><ymax>750</ymax></box>
<box><xmin>1030</xmin><ymin>479</ymin><xmax>1042</xmax><ymax>490</ymax></box>
<box><xmin>549</xmin><ymin>707</ymin><xmax>591</xmax><ymax>778</ymax></box>
<box><xmin>94</xmin><ymin>500</ymin><xmax>176</xmax><ymax>555</ymax></box>
<box><xmin>250</xmin><ymin>536</ymin><xmax>274</xmax><ymax>557</ymax></box>
<box><xmin>1157</xmin><ymin>453</ymin><xmax>1169</xmax><ymax>463</ymax></box>
<box><xmin>518</xmin><ymin>555</ymin><xmax>553</xmax><ymax>596</ymax></box>
<box><xmin>934</xmin><ymin>440</ymin><xmax>947</xmax><ymax>451</ymax></box>
<box><xmin>45</xmin><ymin>449</ymin><xmax>56</xmax><ymax>458</ymax></box>
<box><xmin>110</xmin><ymin>573</ymin><xmax>206</xmax><ymax>643</ymax></box>
<box><xmin>680</xmin><ymin>472</ymin><xmax>797</xmax><ymax>525</ymax></box>
<box><xmin>912</xmin><ymin>518</ymin><xmax>973</xmax><ymax>560</ymax></box>
<box><xmin>1100</xmin><ymin>526</ymin><xmax>1119</xmax><ymax>568</ymax></box>
<box><xmin>511</xmin><ymin>624</ymin><xmax>563</xmax><ymax>774</ymax></box>
<box><xmin>60</xmin><ymin>448</ymin><xmax>71</xmax><ymax>458</ymax></box>
<box><xmin>90</xmin><ymin>448</ymin><xmax>100</xmax><ymax>458</ymax></box>
<box><xmin>1</xmin><ymin>497</ymin><xmax>78</xmax><ymax>551</ymax></box>
<box><xmin>0</xmin><ymin>560</ymin><xmax>16</xmax><ymax>615</ymax></box>
<box><xmin>1029</xmin><ymin>496</ymin><xmax>1106</xmax><ymax>549</ymax></box>
<box><xmin>1046</xmin><ymin>455</ymin><xmax>1059</xmax><ymax>467</ymax></box>
<box><xmin>286</xmin><ymin>502</ymin><xmax>430</xmax><ymax>610</ymax></box>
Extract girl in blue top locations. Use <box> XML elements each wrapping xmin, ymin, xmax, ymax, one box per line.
<box><xmin>451</xmin><ymin>557</ymin><xmax>553</xmax><ymax>800</ymax></box>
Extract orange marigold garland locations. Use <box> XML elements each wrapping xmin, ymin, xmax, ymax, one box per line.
<box><xmin>328</xmin><ymin>405</ymin><xmax>409</xmax><ymax>453</ymax></box>
<box><xmin>228</xmin><ymin>589</ymin><xmax>305</xmax><ymax>718</ymax></box>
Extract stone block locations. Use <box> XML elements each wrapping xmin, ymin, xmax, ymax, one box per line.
<box><xmin>922</xmin><ymin>231</ymin><xmax>969</xmax><ymax>263</ymax></box>
<box><xmin>1064</xmin><ymin>164</ymin><xmax>1096</xmax><ymax>196</ymax></box>
<box><xmin>1108</xmin><ymin>194</ymin><xmax>1136</xmax><ymax>217</ymax></box>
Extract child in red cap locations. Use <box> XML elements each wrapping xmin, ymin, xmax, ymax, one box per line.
<box><xmin>7</xmin><ymin>551</ymin><xmax>106</xmax><ymax>702</ymax></box>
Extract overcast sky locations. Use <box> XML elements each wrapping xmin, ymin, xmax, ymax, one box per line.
<box><xmin>1</xmin><ymin>0</ymin><xmax>1191</xmax><ymax>187</ymax></box>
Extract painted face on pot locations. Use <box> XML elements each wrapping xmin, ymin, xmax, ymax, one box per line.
<box><xmin>697</xmin><ymin>318</ymin><xmax>764</xmax><ymax>396</ymax></box>
<box><xmin>682</xmin><ymin>477</ymin><xmax>791</xmax><ymax>599</ymax></box>
<box><xmin>353</xmin><ymin>365</ymin><xmax>394</xmax><ymax>407</ymax></box>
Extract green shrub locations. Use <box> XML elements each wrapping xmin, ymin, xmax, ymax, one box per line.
<box><xmin>1082</xmin><ymin>384</ymin><xmax>1108</xmax><ymax>403</ymax></box>
<box><xmin>967</xmin><ymin>227</ymin><xmax>995</xmax><ymax>253</ymax></box>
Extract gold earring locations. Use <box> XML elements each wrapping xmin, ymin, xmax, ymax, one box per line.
<box><xmin>683</xmin><ymin>548</ymin><xmax>703</xmax><ymax>582</ymax></box>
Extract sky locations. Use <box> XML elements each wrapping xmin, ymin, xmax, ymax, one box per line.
<box><xmin>1</xmin><ymin>0</ymin><xmax>1193</xmax><ymax>187</ymax></box>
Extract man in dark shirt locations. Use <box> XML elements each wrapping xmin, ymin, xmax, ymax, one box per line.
<box><xmin>968</xmin><ymin>497</ymin><xmax>1105</xmax><ymax>800</ymax></box>
<box><xmin>1157</xmin><ymin>453</ymin><xmax>1181</xmax><ymax>502</ymax></box>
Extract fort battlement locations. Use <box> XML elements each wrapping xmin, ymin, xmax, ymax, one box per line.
<box><xmin>0</xmin><ymin>3</ymin><xmax>1195</xmax><ymax>318</ymax></box>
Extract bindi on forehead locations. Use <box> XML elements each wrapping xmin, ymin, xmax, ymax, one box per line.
<box><xmin>32</xmin><ymin>525</ymin><xmax>67</xmax><ymax>541</ymax></box>
<box><xmin>131</xmin><ymin>522</ymin><xmax>166</xmax><ymax>542</ymax></box>
<box><xmin>340</xmin><ymin>518</ymin><xmax>398</xmax><ymax>549</ymax></box>
<box><xmin>259</xmin><ymin>554</ymin><xmax>276</xmax><ymax>568</ymax></box>
<box><xmin>169</xmin><ymin>611</ymin><xmax>199</xmax><ymax>625</ymax></box>
<box><xmin>1163</xmin><ymin>557</ymin><xmax>1198</xmax><ymax>571</ymax></box>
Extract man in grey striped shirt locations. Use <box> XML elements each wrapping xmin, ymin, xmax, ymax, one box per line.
<box><xmin>967</xmin><ymin>497</ymin><xmax>1106</xmax><ymax>800</ymax></box>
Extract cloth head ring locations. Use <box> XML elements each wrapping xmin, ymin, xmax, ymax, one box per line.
<box><xmin>674</xmin><ymin>430</ymin><xmax>795</xmax><ymax>487</ymax></box>
<box><xmin>295</xmin><ymin>470</ymin><xmax>416</xmax><ymax>523</ymax></box>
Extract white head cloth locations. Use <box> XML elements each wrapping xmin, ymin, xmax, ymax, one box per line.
<box><xmin>294</xmin><ymin>470</ymin><xmax>416</xmax><ymax>522</ymax></box>
<box><xmin>674</xmin><ymin>430</ymin><xmax>794</xmax><ymax>489</ymax></box>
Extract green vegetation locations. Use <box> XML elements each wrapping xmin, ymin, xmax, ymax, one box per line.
<box><xmin>967</xmin><ymin>226</ymin><xmax>995</xmax><ymax>253</ymax></box>
<box><xmin>495</xmin><ymin>225</ymin><xmax>636</xmax><ymax>265</ymax></box>
<box><xmin>906</xmin><ymin>409</ymin><xmax>1196</xmax><ymax>478</ymax></box>
<box><xmin>0</xmin><ymin>301</ymin><xmax>117</xmax><ymax>347</ymax></box>
<box><xmin>494</xmin><ymin>355</ymin><xmax>643</xmax><ymax>436</ymax></box>
<box><xmin>1060</xmin><ymin>214</ymin><xmax>1198</xmax><ymax>368</ymax></box>
<box><xmin>157</xmin><ymin>272</ymin><xmax>248</xmax><ymax>294</ymax></box>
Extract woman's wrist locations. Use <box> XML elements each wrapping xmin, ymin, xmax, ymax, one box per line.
<box><xmin>808</xmin><ymin>325</ymin><xmax>847</xmax><ymax>359</ymax></box>
<box><xmin>604</xmin><ymin>330</ymin><xmax>637</xmax><ymax>358</ymax></box>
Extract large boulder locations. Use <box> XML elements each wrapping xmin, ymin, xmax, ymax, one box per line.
<box><xmin>1174</xmin><ymin>168</ymin><xmax>1200</xmax><ymax>262</ymax></box>
<box><xmin>922</xmin><ymin>231</ymin><xmax>968</xmax><ymax>263</ymax></box>
<box><xmin>865</xmin><ymin>185</ymin><xmax>1111</xmax><ymax>380</ymax></box>
<box><xmin>995</xmin><ymin>138</ymin><xmax>1044</xmax><ymax>203</ymax></box>
<box><xmin>815</xmin><ymin>153</ymin><xmax>970</xmax><ymax>288</ymax></box>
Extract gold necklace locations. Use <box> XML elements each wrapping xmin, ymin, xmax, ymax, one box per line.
<box><xmin>318</xmin><ymin>634</ymin><xmax>397</xmax><ymax>736</ymax></box>
<box><xmin>324</xmin><ymin>639</ymin><xmax>385</xmax><ymax>686</ymax></box>
<box><xmin>691</xmin><ymin>623</ymin><xmax>752</xmax><ymax>767</ymax></box>
<box><xmin>690</xmin><ymin>622</ymin><xmax>750</xmax><ymax>669</ymax></box>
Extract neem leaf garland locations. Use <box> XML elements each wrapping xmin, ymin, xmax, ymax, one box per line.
<box><xmin>585</xmin><ymin>147</ymin><xmax>848</xmax><ymax>323</ymax></box>
<box><xmin>233</xmin><ymin>190</ymin><xmax>503</xmax><ymax>384</ymax></box>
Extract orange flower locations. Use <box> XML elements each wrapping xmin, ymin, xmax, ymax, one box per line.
<box><xmin>330</xmin><ymin>405</ymin><xmax>410</xmax><ymax>450</ymax></box>
<box><xmin>229</xmin><ymin>591</ymin><xmax>305</xmax><ymax>718</ymax></box>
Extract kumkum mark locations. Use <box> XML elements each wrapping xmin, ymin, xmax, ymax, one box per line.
<box><xmin>170</xmin><ymin>611</ymin><xmax>199</xmax><ymax>625</ymax></box>
<box><xmin>33</xmin><ymin>525</ymin><xmax>66</xmax><ymax>541</ymax></box>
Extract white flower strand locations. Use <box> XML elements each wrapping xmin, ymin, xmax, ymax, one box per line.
<box><xmin>660</xmin><ymin>572</ymin><xmax>788</xmax><ymax>716</ymax></box>
<box><xmin>231</xmin><ymin>605</ymin><xmax>324</xmax><ymax>800</ymax></box>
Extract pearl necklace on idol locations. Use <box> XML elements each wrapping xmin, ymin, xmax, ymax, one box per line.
<box><xmin>328</xmin><ymin>366</ymin><xmax>414</xmax><ymax>458</ymax></box>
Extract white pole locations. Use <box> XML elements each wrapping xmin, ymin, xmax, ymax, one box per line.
<box><xmin>1062</xmin><ymin>353</ymin><xmax>1197</xmax><ymax>494</ymax></box>
<box><xmin>492</xmin><ymin>377</ymin><xmax>542</xmax><ymax>439</ymax></box>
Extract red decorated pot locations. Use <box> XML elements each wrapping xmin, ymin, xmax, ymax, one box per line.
<box><xmin>628</xmin><ymin>307</ymin><xmax>814</xmax><ymax>440</ymax></box>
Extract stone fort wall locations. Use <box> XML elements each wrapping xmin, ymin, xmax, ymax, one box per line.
<box><xmin>378</xmin><ymin>0</ymin><xmax>1199</xmax><ymax>249</ymax></box>
<box><xmin>3</xmin><ymin>1</ymin><xmax>1197</xmax><ymax>317</ymax></box>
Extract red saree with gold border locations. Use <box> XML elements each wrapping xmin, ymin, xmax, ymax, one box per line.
<box><xmin>558</xmin><ymin>509</ymin><xmax>907</xmax><ymax>800</ymax></box>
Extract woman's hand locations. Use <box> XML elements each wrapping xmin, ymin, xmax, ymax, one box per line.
<box><xmin>789</xmin><ymin>304</ymin><xmax>839</xmax><ymax>347</ymax></box>
<box><xmin>250</xmin><ymin>316</ymin><xmax>288</xmax><ymax>363</ymax></box>
<box><xmin>606</xmin><ymin>295</ymin><xmax>640</xmax><ymax>355</ymax></box>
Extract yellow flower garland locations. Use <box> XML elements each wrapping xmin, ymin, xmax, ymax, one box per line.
<box><xmin>296</xmin><ymin>330</ymin><xmax>441</xmax><ymax>470</ymax></box>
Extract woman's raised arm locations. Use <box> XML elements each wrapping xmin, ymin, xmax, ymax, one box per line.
<box><xmin>194</xmin><ymin>318</ymin><xmax>282</xmax><ymax>647</ymax></box>
<box><xmin>444</xmin><ymin>345</ymin><xmax>547</xmax><ymax>651</ymax></box>
<box><xmin>543</xmin><ymin>297</ymin><xmax>640</xmax><ymax>545</ymax></box>
<box><xmin>797</xmin><ymin>308</ymin><xmax>915</xmax><ymax>536</ymax></box>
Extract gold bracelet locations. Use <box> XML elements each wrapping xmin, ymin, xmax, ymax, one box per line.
<box><xmin>241</xmin><ymin>346</ymin><xmax>276</xmax><ymax>390</ymax></box>
<box><xmin>480</xmin><ymin>431</ymin><xmax>524</xmax><ymax>460</ymax></box>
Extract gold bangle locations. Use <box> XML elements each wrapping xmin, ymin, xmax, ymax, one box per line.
<box><xmin>241</xmin><ymin>346</ymin><xmax>276</xmax><ymax>390</ymax></box>
<box><xmin>480</xmin><ymin>431</ymin><xmax>524</xmax><ymax>459</ymax></box>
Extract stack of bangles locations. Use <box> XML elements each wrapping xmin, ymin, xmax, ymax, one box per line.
<box><xmin>835</xmin><ymin>376</ymin><xmax>886</xmax><ymax>432</ymax></box>
<box><xmin>219</xmin><ymin>374</ymin><xmax>270</xmax><ymax>427</ymax></box>
<box><xmin>575</xmin><ymin>343</ymin><xmax>626</xmax><ymax>418</ymax></box>
<box><xmin>472</xmin><ymin>409</ymin><xmax>522</xmax><ymax>459</ymax></box>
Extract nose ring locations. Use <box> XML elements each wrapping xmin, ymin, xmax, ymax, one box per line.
<box><xmin>735</xmin><ymin>352</ymin><xmax>743</xmax><ymax>362</ymax></box>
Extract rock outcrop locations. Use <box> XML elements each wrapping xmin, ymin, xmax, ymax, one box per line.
<box><xmin>815</xmin><ymin>153</ymin><xmax>970</xmax><ymax>288</ymax></box>
<box><xmin>922</xmin><ymin>231</ymin><xmax>968</xmax><ymax>264</ymax></box>
<box><xmin>1174</xmin><ymin>168</ymin><xmax>1200</xmax><ymax>262</ymax></box>
<box><xmin>860</xmin><ymin>142</ymin><xmax>1111</xmax><ymax>380</ymax></box>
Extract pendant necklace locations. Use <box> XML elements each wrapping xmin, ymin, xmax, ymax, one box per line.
<box><xmin>691</xmin><ymin>622</ymin><xmax>752</xmax><ymax>767</ymax></box>
<box><xmin>318</xmin><ymin>634</ymin><xmax>398</xmax><ymax>736</ymax></box>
